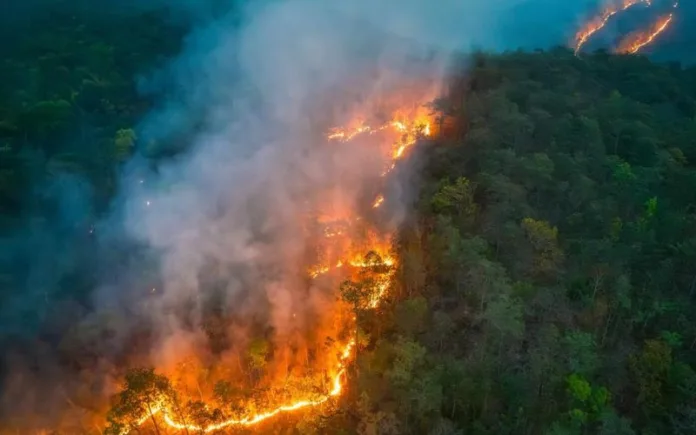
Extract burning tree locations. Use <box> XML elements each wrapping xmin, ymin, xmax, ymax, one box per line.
<box><xmin>99</xmin><ymin>84</ymin><xmax>436</xmax><ymax>434</ymax></box>
<box><xmin>105</xmin><ymin>368</ymin><xmax>179</xmax><ymax>435</ymax></box>
<box><xmin>341</xmin><ymin>250</ymin><xmax>396</xmax><ymax>376</ymax></box>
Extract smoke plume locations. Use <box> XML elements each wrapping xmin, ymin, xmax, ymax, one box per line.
<box><xmin>107</xmin><ymin>0</ymin><xmax>451</xmax><ymax>386</ymax></box>
<box><xmin>7</xmin><ymin>0</ymin><xmax>694</xmax><ymax>432</ymax></box>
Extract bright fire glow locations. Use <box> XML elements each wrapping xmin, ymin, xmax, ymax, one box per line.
<box><xmin>122</xmin><ymin>342</ymin><xmax>354</xmax><ymax>434</ymax></box>
<box><xmin>616</xmin><ymin>3</ymin><xmax>677</xmax><ymax>54</ymax></box>
<box><xmin>574</xmin><ymin>0</ymin><xmax>679</xmax><ymax>55</ymax></box>
<box><xmin>119</xmin><ymin>100</ymin><xmax>434</xmax><ymax>435</ymax></box>
<box><xmin>617</xmin><ymin>14</ymin><xmax>673</xmax><ymax>53</ymax></box>
<box><xmin>328</xmin><ymin>113</ymin><xmax>432</xmax><ymax>176</ymax></box>
<box><xmin>574</xmin><ymin>0</ymin><xmax>650</xmax><ymax>54</ymax></box>
<box><xmin>372</xmin><ymin>195</ymin><xmax>385</xmax><ymax>208</ymax></box>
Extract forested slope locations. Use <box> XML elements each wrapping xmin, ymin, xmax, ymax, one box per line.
<box><xmin>3</xmin><ymin>6</ymin><xmax>696</xmax><ymax>435</ymax></box>
<box><xmin>0</xmin><ymin>8</ymin><xmax>183</xmax><ymax>215</ymax></box>
<box><xmin>360</xmin><ymin>49</ymin><xmax>696</xmax><ymax>434</ymax></box>
<box><xmin>0</xmin><ymin>8</ymin><xmax>185</xmax><ymax>339</ymax></box>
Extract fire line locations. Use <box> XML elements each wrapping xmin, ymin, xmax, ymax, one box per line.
<box><xmin>574</xmin><ymin>0</ymin><xmax>650</xmax><ymax>55</ymax></box>
<box><xmin>574</xmin><ymin>0</ymin><xmax>679</xmax><ymax>55</ymax></box>
<box><xmin>121</xmin><ymin>108</ymin><xmax>432</xmax><ymax>434</ymax></box>
<box><xmin>616</xmin><ymin>1</ymin><xmax>678</xmax><ymax>54</ymax></box>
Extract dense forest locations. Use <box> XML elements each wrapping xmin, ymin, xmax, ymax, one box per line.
<box><xmin>3</xmin><ymin>2</ymin><xmax>696</xmax><ymax>435</ymax></box>
<box><xmin>0</xmin><ymin>7</ymin><xmax>187</xmax><ymax>338</ymax></box>
<box><xmin>377</xmin><ymin>50</ymin><xmax>696</xmax><ymax>434</ymax></box>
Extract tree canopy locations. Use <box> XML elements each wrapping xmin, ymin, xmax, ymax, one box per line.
<box><xmin>3</xmin><ymin>4</ymin><xmax>696</xmax><ymax>435</ymax></box>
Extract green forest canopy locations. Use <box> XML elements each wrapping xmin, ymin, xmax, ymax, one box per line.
<box><xmin>3</xmin><ymin>6</ymin><xmax>696</xmax><ymax>435</ymax></box>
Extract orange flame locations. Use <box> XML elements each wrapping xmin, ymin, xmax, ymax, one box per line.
<box><xmin>121</xmin><ymin>341</ymin><xmax>354</xmax><ymax>434</ymax></box>
<box><xmin>120</xmin><ymin>102</ymin><xmax>434</xmax><ymax>435</ymax></box>
<box><xmin>574</xmin><ymin>0</ymin><xmax>651</xmax><ymax>54</ymax></box>
<box><xmin>372</xmin><ymin>195</ymin><xmax>385</xmax><ymax>208</ymax></box>
<box><xmin>617</xmin><ymin>10</ymin><xmax>675</xmax><ymax>54</ymax></box>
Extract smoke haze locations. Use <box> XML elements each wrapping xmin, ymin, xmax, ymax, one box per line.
<box><xmin>92</xmin><ymin>0</ymin><xmax>610</xmax><ymax>369</ymax></box>
<box><xmin>2</xmin><ymin>0</ymin><xmax>696</xmax><ymax>432</ymax></box>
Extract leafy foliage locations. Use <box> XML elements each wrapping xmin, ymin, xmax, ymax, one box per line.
<box><xmin>5</xmin><ymin>5</ymin><xmax>696</xmax><ymax>434</ymax></box>
<box><xmin>347</xmin><ymin>49</ymin><xmax>696</xmax><ymax>435</ymax></box>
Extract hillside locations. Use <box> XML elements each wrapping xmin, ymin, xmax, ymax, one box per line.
<box><xmin>389</xmin><ymin>49</ymin><xmax>696</xmax><ymax>434</ymax></box>
<box><xmin>2</xmin><ymin>3</ymin><xmax>696</xmax><ymax>435</ymax></box>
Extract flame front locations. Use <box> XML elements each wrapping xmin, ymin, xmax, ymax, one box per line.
<box><xmin>119</xmin><ymin>99</ymin><xmax>433</xmax><ymax>434</ymax></box>
<box><xmin>617</xmin><ymin>14</ymin><xmax>673</xmax><ymax>53</ymax></box>
<box><xmin>616</xmin><ymin>2</ymin><xmax>677</xmax><ymax>54</ymax></box>
<box><xmin>573</xmin><ymin>0</ymin><xmax>678</xmax><ymax>55</ymax></box>
<box><xmin>573</xmin><ymin>0</ymin><xmax>650</xmax><ymax>54</ymax></box>
<box><xmin>131</xmin><ymin>343</ymin><xmax>353</xmax><ymax>434</ymax></box>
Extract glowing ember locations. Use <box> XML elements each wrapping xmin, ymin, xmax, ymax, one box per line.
<box><xmin>327</xmin><ymin>124</ymin><xmax>372</xmax><ymax>141</ymax></box>
<box><xmin>574</xmin><ymin>0</ymin><xmax>679</xmax><ymax>55</ymax></box>
<box><xmin>309</xmin><ymin>265</ymin><xmax>330</xmax><ymax>278</ymax></box>
<box><xmin>327</xmin><ymin>115</ymin><xmax>431</xmax><ymax>154</ymax></box>
<box><xmin>573</xmin><ymin>0</ymin><xmax>650</xmax><ymax>54</ymax></box>
<box><xmin>372</xmin><ymin>195</ymin><xmax>385</xmax><ymax>208</ymax></box>
<box><xmin>349</xmin><ymin>255</ymin><xmax>395</xmax><ymax>268</ymax></box>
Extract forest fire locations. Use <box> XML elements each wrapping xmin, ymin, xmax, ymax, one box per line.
<box><xmin>123</xmin><ymin>341</ymin><xmax>354</xmax><ymax>434</ymax></box>
<box><xmin>6</xmin><ymin>0</ymin><xmax>696</xmax><ymax>431</ymax></box>
<box><xmin>616</xmin><ymin>1</ymin><xmax>678</xmax><ymax>54</ymax></box>
<box><xmin>573</xmin><ymin>0</ymin><xmax>679</xmax><ymax>55</ymax></box>
<box><xmin>573</xmin><ymin>0</ymin><xmax>650</xmax><ymax>54</ymax></box>
<box><xmin>109</xmin><ymin>99</ymin><xmax>434</xmax><ymax>434</ymax></box>
<box><xmin>617</xmin><ymin>13</ymin><xmax>674</xmax><ymax>53</ymax></box>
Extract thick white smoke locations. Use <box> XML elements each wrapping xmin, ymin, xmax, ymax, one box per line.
<box><xmin>110</xmin><ymin>0</ymin><xmax>457</xmax><ymax>369</ymax></box>
<box><xmin>2</xmin><ymin>0</ymin><xmax>607</xmax><ymax>432</ymax></box>
<box><xmin>90</xmin><ymin>0</ymin><xmax>615</xmax><ymax>382</ymax></box>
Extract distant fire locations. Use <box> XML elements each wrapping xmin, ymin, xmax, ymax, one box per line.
<box><xmin>616</xmin><ymin>9</ymin><xmax>676</xmax><ymax>53</ymax></box>
<box><xmin>573</xmin><ymin>0</ymin><xmax>650</xmax><ymax>54</ymax></box>
<box><xmin>573</xmin><ymin>0</ymin><xmax>678</xmax><ymax>55</ymax></box>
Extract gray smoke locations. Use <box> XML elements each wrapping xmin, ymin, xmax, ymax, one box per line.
<box><xmin>106</xmin><ymin>0</ymin><xmax>591</xmax><ymax>367</ymax></box>
<box><xmin>4</xmin><ymin>0</ymin><xmax>657</xmax><ymax>432</ymax></box>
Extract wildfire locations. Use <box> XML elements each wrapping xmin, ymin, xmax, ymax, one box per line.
<box><xmin>119</xmin><ymin>100</ymin><xmax>434</xmax><ymax>434</ymax></box>
<box><xmin>327</xmin><ymin>124</ymin><xmax>372</xmax><ymax>141</ymax></box>
<box><xmin>617</xmin><ymin>13</ymin><xmax>673</xmax><ymax>53</ymax></box>
<box><xmin>616</xmin><ymin>2</ymin><xmax>678</xmax><ymax>54</ymax></box>
<box><xmin>328</xmin><ymin>113</ymin><xmax>431</xmax><ymax>180</ymax></box>
<box><xmin>348</xmin><ymin>255</ymin><xmax>395</xmax><ymax>268</ymax></box>
<box><xmin>309</xmin><ymin>265</ymin><xmax>330</xmax><ymax>278</ymax></box>
<box><xmin>574</xmin><ymin>0</ymin><xmax>650</xmax><ymax>54</ymax></box>
<box><xmin>309</xmin><ymin>245</ymin><xmax>395</xmax><ymax>280</ymax></box>
<box><xmin>120</xmin><ymin>341</ymin><xmax>354</xmax><ymax>434</ymax></box>
<box><xmin>574</xmin><ymin>0</ymin><xmax>679</xmax><ymax>55</ymax></box>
